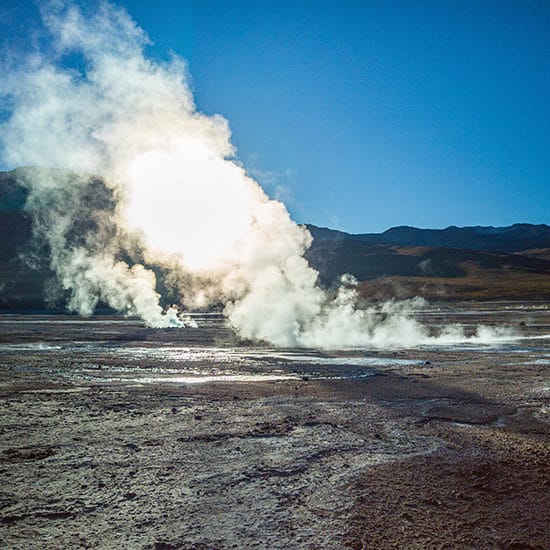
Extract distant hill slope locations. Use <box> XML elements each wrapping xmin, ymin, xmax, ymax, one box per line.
<box><xmin>306</xmin><ymin>223</ymin><xmax>550</xmax><ymax>253</ymax></box>
<box><xmin>305</xmin><ymin>225</ymin><xmax>550</xmax><ymax>278</ymax></box>
<box><xmin>304</xmin><ymin>224</ymin><xmax>550</xmax><ymax>300</ymax></box>
<box><xmin>516</xmin><ymin>248</ymin><xmax>550</xmax><ymax>261</ymax></box>
<box><xmin>0</xmin><ymin>168</ymin><xmax>549</xmax><ymax>309</ymax></box>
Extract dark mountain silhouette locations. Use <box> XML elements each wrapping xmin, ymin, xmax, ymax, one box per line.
<box><xmin>0</xmin><ymin>168</ymin><xmax>549</xmax><ymax>310</ymax></box>
<box><xmin>0</xmin><ymin>170</ymin><xmax>47</xmax><ymax>310</ymax></box>
<box><xmin>306</xmin><ymin>223</ymin><xmax>550</xmax><ymax>253</ymax></box>
<box><xmin>304</xmin><ymin>224</ymin><xmax>550</xmax><ymax>300</ymax></box>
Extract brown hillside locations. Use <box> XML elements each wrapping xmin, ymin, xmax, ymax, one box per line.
<box><xmin>516</xmin><ymin>248</ymin><xmax>550</xmax><ymax>261</ymax></box>
<box><xmin>358</xmin><ymin>264</ymin><xmax>550</xmax><ymax>301</ymax></box>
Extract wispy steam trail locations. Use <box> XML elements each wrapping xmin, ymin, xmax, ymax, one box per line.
<box><xmin>0</xmin><ymin>1</ymin><xmax>515</xmax><ymax>346</ymax></box>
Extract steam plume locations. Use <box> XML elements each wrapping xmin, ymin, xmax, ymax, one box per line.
<box><xmin>0</xmin><ymin>1</ymin><xmax>515</xmax><ymax>346</ymax></box>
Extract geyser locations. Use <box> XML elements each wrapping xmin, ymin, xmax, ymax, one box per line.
<box><xmin>0</xmin><ymin>1</ymin><xmax>515</xmax><ymax>347</ymax></box>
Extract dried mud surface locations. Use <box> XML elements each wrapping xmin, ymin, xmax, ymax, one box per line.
<box><xmin>0</xmin><ymin>303</ymin><xmax>549</xmax><ymax>549</ymax></box>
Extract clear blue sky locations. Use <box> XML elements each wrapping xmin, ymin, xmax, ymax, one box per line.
<box><xmin>1</xmin><ymin>0</ymin><xmax>549</xmax><ymax>233</ymax></box>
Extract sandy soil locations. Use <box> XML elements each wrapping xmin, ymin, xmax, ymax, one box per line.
<box><xmin>0</xmin><ymin>303</ymin><xmax>548</xmax><ymax>549</ymax></box>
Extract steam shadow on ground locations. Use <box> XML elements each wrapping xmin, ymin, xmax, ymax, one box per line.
<box><xmin>312</xmin><ymin>373</ymin><xmax>550</xmax><ymax>549</ymax></box>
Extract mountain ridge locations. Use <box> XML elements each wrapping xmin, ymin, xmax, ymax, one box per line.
<box><xmin>0</xmin><ymin>168</ymin><xmax>549</xmax><ymax>309</ymax></box>
<box><xmin>306</xmin><ymin>222</ymin><xmax>550</xmax><ymax>253</ymax></box>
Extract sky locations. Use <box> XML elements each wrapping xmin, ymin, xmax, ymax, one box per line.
<box><xmin>1</xmin><ymin>0</ymin><xmax>549</xmax><ymax>233</ymax></box>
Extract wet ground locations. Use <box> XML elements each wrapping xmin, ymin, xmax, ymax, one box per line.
<box><xmin>0</xmin><ymin>302</ymin><xmax>548</xmax><ymax>549</ymax></box>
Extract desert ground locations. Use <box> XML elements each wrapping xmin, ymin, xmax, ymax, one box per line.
<box><xmin>0</xmin><ymin>302</ymin><xmax>548</xmax><ymax>549</ymax></box>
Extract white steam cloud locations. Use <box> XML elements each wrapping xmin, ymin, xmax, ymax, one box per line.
<box><xmin>0</xmin><ymin>1</ymin><xmax>515</xmax><ymax>347</ymax></box>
